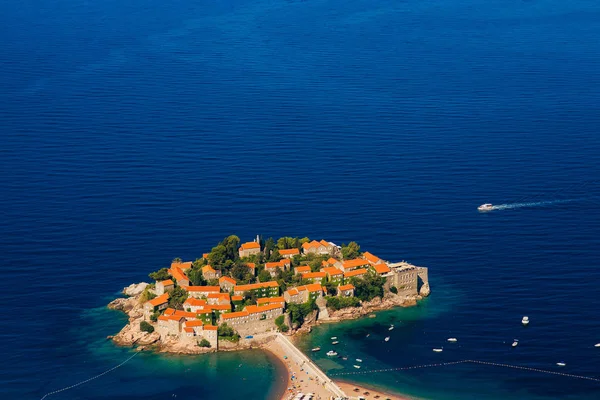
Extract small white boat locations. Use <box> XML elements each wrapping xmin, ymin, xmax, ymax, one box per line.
<box><xmin>478</xmin><ymin>203</ymin><xmax>494</xmax><ymax>211</ymax></box>
<box><xmin>595</xmin><ymin>343</ymin><xmax>600</xmax><ymax>348</ymax></box>
<box><xmin>522</xmin><ymin>316</ymin><xmax>529</xmax><ymax>326</ymax></box>
<box><xmin>388</xmin><ymin>325</ymin><xmax>394</xmax><ymax>331</ymax></box>
<box><xmin>356</xmin><ymin>359</ymin><xmax>363</xmax><ymax>363</ymax></box>
<box><xmin>384</xmin><ymin>336</ymin><xmax>390</xmax><ymax>342</ymax></box>
<box><xmin>512</xmin><ymin>339</ymin><xmax>519</xmax><ymax>347</ymax></box>
<box><xmin>556</xmin><ymin>362</ymin><xmax>566</xmax><ymax>367</ymax></box>
<box><xmin>353</xmin><ymin>365</ymin><xmax>361</xmax><ymax>369</ymax></box>
<box><xmin>311</xmin><ymin>347</ymin><xmax>321</xmax><ymax>352</ymax></box>
<box><xmin>326</xmin><ymin>350</ymin><xmax>338</xmax><ymax>356</ymax></box>
<box><xmin>342</xmin><ymin>357</ymin><xmax>348</xmax><ymax>360</ymax></box>
<box><xmin>366</xmin><ymin>334</ymin><xmax>370</xmax><ymax>337</ymax></box>
<box><xmin>332</xmin><ymin>341</ymin><xmax>339</xmax><ymax>345</ymax></box>
<box><xmin>433</xmin><ymin>348</ymin><xmax>443</xmax><ymax>353</ymax></box>
<box><xmin>331</xmin><ymin>337</ymin><xmax>337</xmax><ymax>340</ymax></box>
<box><xmin>447</xmin><ymin>338</ymin><xmax>458</xmax><ymax>342</ymax></box>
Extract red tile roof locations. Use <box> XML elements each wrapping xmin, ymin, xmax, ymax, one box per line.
<box><xmin>202</xmin><ymin>253</ymin><xmax>209</xmax><ymax>259</ymax></box>
<box><xmin>221</xmin><ymin>310</ymin><xmax>249</xmax><ymax>320</ymax></box>
<box><xmin>171</xmin><ymin>261</ymin><xmax>193</xmax><ymax>269</ymax></box>
<box><xmin>321</xmin><ymin>266</ymin><xmax>343</xmax><ymax>276</ymax></box>
<box><xmin>295</xmin><ymin>266</ymin><xmax>311</xmax><ymax>273</ymax></box>
<box><xmin>169</xmin><ymin>267</ymin><xmax>188</xmax><ymax>283</ymax></box>
<box><xmin>204</xmin><ymin>325</ymin><xmax>218</xmax><ymax>331</ymax></box>
<box><xmin>207</xmin><ymin>292</ymin><xmax>230</xmax><ymax>301</ymax></box>
<box><xmin>342</xmin><ymin>259</ymin><xmax>370</xmax><ymax>270</ymax></box>
<box><xmin>184</xmin><ymin>320</ymin><xmax>204</xmax><ymax>327</ymax></box>
<box><xmin>147</xmin><ymin>293</ymin><xmax>169</xmax><ymax>307</ymax></box>
<box><xmin>219</xmin><ymin>276</ymin><xmax>236</xmax><ymax>285</ymax></box>
<box><xmin>185</xmin><ymin>285</ymin><xmax>221</xmax><ymax>293</ymax></box>
<box><xmin>207</xmin><ymin>304</ymin><xmax>231</xmax><ymax>311</ymax></box>
<box><xmin>300</xmin><ymin>283</ymin><xmax>324</xmax><ymax>293</ymax></box>
<box><xmin>245</xmin><ymin>303</ymin><xmax>284</xmax><ymax>314</ymax></box>
<box><xmin>231</xmin><ymin>295</ymin><xmax>243</xmax><ymax>301</ymax></box>
<box><xmin>246</xmin><ymin>263</ymin><xmax>256</xmax><ymax>269</ymax></box>
<box><xmin>302</xmin><ymin>271</ymin><xmax>326</xmax><ymax>279</ymax></box>
<box><xmin>159</xmin><ymin>279</ymin><xmax>174</xmax><ymax>286</ymax></box>
<box><xmin>279</xmin><ymin>248</ymin><xmax>300</xmax><ymax>256</ymax></box>
<box><xmin>173</xmin><ymin>310</ymin><xmax>197</xmax><ymax>319</ymax></box>
<box><xmin>344</xmin><ymin>268</ymin><xmax>368</xmax><ymax>278</ymax></box>
<box><xmin>338</xmin><ymin>284</ymin><xmax>355</xmax><ymax>291</ymax></box>
<box><xmin>202</xmin><ymin>265</ymin><xmax>216</xmax><ymax>273</ymax></box>
<box><xmin>240</xmin><ymin>242</ymin><xmax>260</xmax><ymax>250</ymax></box>
<box><xmin>363</xmin><ymin>251</ymin><xmax>381</xmax><ymax>264</ymax></box>
<box><xmin>184</xmin><ymin>298</ymin><xmax>206</xmax><ymax>307</ymax></box>
<box><xmin>256</xmin><ymin>296</ymin><xmax>285</xmax><ymax>305</ymax></box>
<box><xmin>372</xmin><ymin>263</ymin><xmax>391</xmax><ymax>274</ymax></box>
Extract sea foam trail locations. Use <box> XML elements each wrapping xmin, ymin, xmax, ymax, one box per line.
<box><xmin>491</xmin><ymin>198</ymin><xmax>581</xmax><ymax>211</ymax></box>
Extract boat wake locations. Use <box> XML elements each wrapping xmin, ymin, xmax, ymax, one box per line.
<box><xmin>489</xmin><ymin>199</ymin><xmax>578</xmax><ymax>211</ymax></box>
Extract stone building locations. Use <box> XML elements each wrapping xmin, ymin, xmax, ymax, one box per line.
<box><xmin>301</xmin><ymin>271</ymin><xmax>326</xmax><ymax>284</ymax></box>
<box><xmin>279</xmin><ymin>248</ymin><xmax>300</xmax><ymax>259</ymax></box>
<box><xmin>233</xmin><ymin>281</ymin><xmax>280</xmax><ymax>298</ymax></box>
<box><xmin>343</xmin><ymin>268</ymin><xmax>368</xmax><ymax>281</ymax></box>
<box><xmin>284</xmin><ymin>284</ymin><xmax>324</xmax><ymax>304</ymax></box>
<box><xmin>183</xmin><ymin>297</ymin><xmax>207</xmax><ymax>313</ymax></box>
<box><xmin>202</xmin><ymin>265</ymin><xmax>221</xmax><ymax>280</ymax></box>
<box><xmin>340</xmin><ymin>259</ymin><xmax>370</xmax><ymax>273</ymax></box>
<box><xmin>294</xmin><ymin>265</ymin><xmax>311</xmax><ymax>275</ymax></box>
<box><xmin>337</xmin><ymin>284</ymin><xmax>355</xmax><ymax>297</ymax></box>
<box><xmin>206</xmin><ymin>292</ymin><xmax>231</xmax><ymax>306</ymax></box>
<box><xmin>246</xmin><ymin>262</ymin><xmax>256</xmax><ymax>276</ymax></box>
<box><xmin>265</xmin><ymin>259</ymin><xmax>291</xmax><ymax>277</ymax></box>
<box><xmin>256</xmin><ymin>296</ymin><xmax>285</xmax><ymax>307</ymax></box>
<box><xmin>168</xmin><ymin>266</ymin><xmax>189</xmax><ymax>287</ymax></box>
<box><xmin>186</xmin><ymin>285</ymin><xmax>221</xmax><ymax>299</ymax></box>
<box><xmin>370</xmin><ymin>263</ymin><xmax>391</xmax><ymax>276</ymax></box>
<box><xmin>155</xmin><ymin>279</ymin><xmax>174</xmax><ymax>295</ymax></box>
<box><xmin>387</xmin><ymin>264</ymin><xmax>419</xmax><ymax>296</ymax></box>
<box><xmin>301</xmin><ymin>240</ymin><xmax>333</xmax><ymax>255</ymax></box>
<box><xmin>321</xmin><ymin>266</ymin><xmax>344</xmax><ymax>285</ymax></box>
<box><xmin>219</xmin><ymin>276</ymin><xmax>236</xmax><ymax>292</ymax></box>
<box><xmin>171</xmin><ymin>261</ymin><xmax>193</xmax><ymax>271</ymax></box>
<box><xmin>239</xmin><ymin>241</ymin><xmax>261</xmax><ymax>258</ymax></box>
<box><xmin>219</xmin><ymin>303</ymin><xmax>284</xmax><ymax>336</ymax></box>
<box><xmin>143</xmin><ymin>292</ymin><xmax>170</xmax><ymax>319</ymax></box>
<box><xmin>362</xmin><ymin>252</ymin><xmax>383</xmax><ymax>265</ymax></box>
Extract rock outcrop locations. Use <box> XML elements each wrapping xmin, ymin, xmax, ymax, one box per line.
<box><xmin>326</xmin><ymin>294</ymin><xmax>419</xmax><ymax>322</ymax></box>
<box><xmin>108</xmin><ymin>296</ymin><xmax>137</xmax><ymax>312</ymax></box>
<box><xmin>123</xmin><ymin>282</ymin><xmax>149</xmax><ymax>297</ymax></box>
<box><xmin>419</xmin><ymin>282</ymin><xmax>431</xmax><ymax>297</ymax></box>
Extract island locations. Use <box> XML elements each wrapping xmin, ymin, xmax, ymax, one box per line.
<box><xmin>108</xmin><ymin>235</ymin><xmax>430</xmax><ymax>399</ymax></box>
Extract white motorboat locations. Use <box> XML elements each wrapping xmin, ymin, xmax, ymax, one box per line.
<box><xmin>522</xmin><ymin>316</ymin><xmax>529</xmax><ymax>326</ymax></box>
<box><xmin>356</xmin><ymin>359</ymin><xmax>363</xmax><ymax>363</ymax></box>
<box><xmin>433</xmin><ymin>348</ymin><xmax>443</xmax><ymax>353</ymax></box>
<box><xmin>447</xmin><ymin>338</ymin><xmax>458</xmax><ymax>342</ymax></box>
<box><xmin>331</xmin><ymin>337</ymin><xmax>337</xmax><ymax>340</ymax></box>
<box><xmin>556</xmin><ymin>362</ymin><xmax>566</xmax><ymax>367</ymax></box>
<box><xmin>478</xmin><ymin>203</ymin><xmax>494</xmax><ymax>211</ymax></box>
<box><xmin>512</xmin><ymin>339</ymin><xmax>519</xmax><ymax>347</ymax></box>
<box><xmin>326</xmin><ymin>350</ymin><xmax>338</xmax><ymax>356</ymax></box>
<box><xmin>384</xmin><ymin>336</ymin><xmax>390</xmax><ymax>342</ymax></box>
<box><xmin>353</xmin><ymin>365</ymin><xmax>361</xmax><ymax>369</ymax></box>
<box><xmin>388</xmin><ymin>325</ymin><xmax>394</xmax><ymax>331</ymax></box>
<box><xmin>332</xmin><ymin>341</ymin><xmax>339</xmax><ymax>345</ymax></box>
<box><xmin>311</xmin><ymin>347</ymin><xmax>321</xmax><ymax>352</ymax></box>
<box><xmin>595</xmin><ymin>343</ymin><xmax>600</xmax><ymax>348</ymax></box>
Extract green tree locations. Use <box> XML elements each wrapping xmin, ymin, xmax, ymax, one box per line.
<box><xmin>187</xmin><ymin>267</ymin><xmax>207</xmax><ymax>286</ymax></box>
<box><xmin>168</xmin><ymin>286</ymin><xmax>188</xmax><ymax>309</ymax></box>
<box><xmin>192</xmin><ymin>258</ymin><xmax>207</xmax><ymax>268</ymax></box>
<box><xmin>299</xmin><ymin>237</ymin><xmax>310</xmax><ymax>244</ymax></box>
<box><xmin>341</xmin><ymin>241</ymin><xmax>361</xmax><ymax>260</ymax></box>
<box><xmin>351</xmin><ymin>273</ymin><xmax>385</xmax><ymax>302</ymax></box>
<box><xmin>243</xmin><ymin>290</ymin><xmax>257</xmax><ymax>304</ymax></box>
<box><xmin>258</xmin><ymin>269</ymin><xmax>272</xmax><ymax>283</ymax></box>
<box><xmin>198</xmin><ymin>338</ymin><xmax>211</xmax><ymax>348</ymax></box>
<box><xmin>268</xmin><ymin>249</ymin><xmax>282</xmax><ymax>262</ymax></box>
<box><xmin>149</xmin><ymin>268</ymin><xmax>170</xmax><ymax>282</ymax></box>
<box><xmin>140</xmin><ymin>321</ymin><xmax>154</xmax><ymax>333</ymax></box>
<box><xmin>208</xmin><ymin>244</ymin><xmax>228</xmax><ymax>268</ymax></box>
<box><xmin>390</xmin><ymin>286</ymin><xmax>398</xmax><ymax>294</ymax></box>
<box><xmin>279</xmin><ymin>324</ymin><xmax>289</xmax><ymax>332</ymax></box>
<box><xmin>172</xmin><ymin>257</ymin><xmax>182</xmax><ymax>263</ymax></box>
<box><xmin>150</xmin><ymin>310</ymin><xmax>160</xmax><ymax>322</ymax></box>
<box><xmin>326</xmin><ymin>296</ymin><xmax>361</xmax><ymax>310</ymax></box>
<box><xmin>231</xmin><ymin>264</ymin><xmax>251</xmax><ymax>282</ymax></box>
<box><xmin>323</xmin><ymin>281</ymin><xmax>337</xmax><ymax>296</ymax></box>
<box><xmin>275</xmin><ymin>315</ymin><xmax>285</xmax><ymax>327</ymax></box>
<box><xmin>139</xmin><ymin>286</ymin><xmax>157</xmax><ymax>303</ymax></box>
<box><xmin>264</xmin><ymin>237</ymin><xmax>276</xmax><ymax>259</ymax></box>
<box><xmin>220</xmin><ymin>235</ymin><xmax>241</xmax><ymax>262</ymax></box>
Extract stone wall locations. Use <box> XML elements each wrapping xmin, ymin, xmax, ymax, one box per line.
<box><xmin>226</xmin><ymin>309</ymin><xmax>283</xmax><ymax>336</ymax></box>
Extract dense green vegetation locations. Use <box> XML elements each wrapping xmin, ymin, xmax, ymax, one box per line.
<box><xmin>287</xmin><ymin>300</ymin><xmax>318</xmax><ymax>327</ymax></box>
<box><xmin>150</xmin><ymin>310</ymin><xmax>160</xmax><ymax>322</ymax></box>
<box><xmin>148</xmin><ymin>268</ymin><xmax>171</xmax><ymax>282</ymax></box>
<box><xmin>139</xmin><ymin>286</ymin><xmax>156</xmax><ymax>303</ymax></box>
<box><xmin>140</xmin><ymin>321</ymin><xmax>154</xmax><ymax>333</ymax></box>
<box><xmin>350</xmin><ymin>273</ymin><xmax>385</xmax><ymax>301</ymax></box>
<box><xmin>326</xmin><ymin>296</ymin><xmax>361</xmax><ymax>310</ymax></box>
<box><xmin>390</xmin><ymin>286</ymin><xmax>398</xmax><ymax>294</ymax></box>
<box><xmin>274</xmin><ymin>315</ymin><xmax>289</xmax><ymax>332</ymax></box>
<box><xmin>167</xmin><ymin>286</ymin><xmax>188</xmax><ymax>309</ymax></box>
<box><xmin>218</xmin><ymin>323</ymin><xmax>240</xmax><ymax>342</ymax></box>
<box><xmin>341</xmin><ymin>241</ymin><xmax>361</xmax><ymax>260</ymax></box>
<box><xmin>198</xmin><ymin>338</ymin><xmax>211</xmax><ymax>348</ymax></box>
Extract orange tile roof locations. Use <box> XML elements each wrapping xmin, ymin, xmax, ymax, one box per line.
<box><xmin>319</xmin><ymin>240</ymin><xmax>330</xmax><ymax>247</ymax></box>
<box><xmin>302</xmin><ymin>240</ymin><xmax>322</xmax><ymax>249</ymax></box>
<box><xmin>344</xmin><ymin>268</ymin><xmax>368</xmax><ymax>278</ymax></box>
<box><xmin>185</xmin><ymin>320</ymin><xmax>204</xmax><ymax>327</ymax></box>
<box><xmin>302</xmin><ymin>271</ymin><xmax>326</xmax><ymax>279</ymax></box>
<box><xmin>204</xmin><ymin>325</ymin><xmax>218</xmax><ymax>331</ymax></box>
<box><xmin>300</xmin><ymin>283</ymin><xmax>323</xmax><ymax>293</ymax></box>
<box><xmin>322</xmin><ymin>260</ymin><xmax>329</xmax><ymax>267</ymax></box>
<box><xmin>147</xmin><ymin>293</ymin><xmax>170</xmax><ymax>307</ymax></box>
<box><xmin>256</xmin><ymin>296</ymin><xmax>285</xmax><ymax>305</ymax></box>
<box><xmin>173</xmin><ymin>310</ymin><xmax>197</xmax><ymax>319</ymax></box>
<box><xmin>342</xmin><ymin>259</ymin><xmax>370</xmax><ymax>270</ymax></box>
<box><xmin>265</xmin><ymin>259</ymin><xmax>290</xmax><ymax>269</ymax></box>
<box><xmin>163</xmin><ymin>307</ymin><xmax>176</xmax><ymax>316</ymax></box>
<box><xmin>372</xmin><ymin>263</ymin><xmax>391</xmax><ymax>274</ymax></box>
<box><xmin>202</xmin><ymin>253</ymin><xmax>209</xmax><ymax>259</ymax></box>
<box><xmin>183</xmin><ymin>327</ymin><xmax>194</xmax><ymax>333</ymax></box>
<box><xmin>207</xmin><ymin>293</ymin><xmax>230</xmax><ymax>300</ymax></box>
<box><xmin>234</xmin><ymin>281</ymin><xmax>279</xmax><ymax>292</ymax></box>
<box><xmin>219</xmin><ymin>276</ymin><xmax>236</xmax><ymax>285</ymax></box>
<box><xmin>231</xmin><ymin>295</ymin><xmax>243</xmax><ymax>301</ymax></box>
<box><xmin>185</xmin><ymin>285</ymin><xmax>221</xmax><ymax>293</ymax></box>
<box><xmin>286</xmin><ymin>287</ymin><xmax>299</xmax><ymax>296</ymax></box>
<box><xmin>295</xmin><ymin>266</ymin><xmax>311</xmax><ymax>273</ymax></box>
<box><xmin>207</xmin><ymin>304</ymin><xmax>231</xmax><ymax>311</ymax></box>
<box><xmin>184</xmin><ymin>298</ymin><xmax>206</xmax><ymax>307</ymax></box>
<box><xmin>240</xmin><ymin>242</ymin><xmax>260</xmax><ymax>250</ymax></box>
<box><xmin>279</xmin><ymin>248</ymin><xmax>299</xmax><ymax>256</ymax></box>
<box><xmin>171</xmin><ymin>261</ymin><xmax>193</xmax><ymax>269</ymax></box>
<box><xmin>169</xmin><ymin>267</ymin><xmax>188</xmax><ymax>283</ymax></box>
<box><xmin>321</xmin><ymin>266</ymin><xmax>343</xmax><ymax>276</ymax></box>
<box><xmin>158</xmin><ymin>314</ymin><xmax>184</xmax><ymax>322</ymax></box>
<box><xmin>221</xmin><ymin>310</ymin><xmax>249</xmax><ymax>320</ymax></box>
<box><xmin>338</xmin><ymin>284</ymin><xmax>355</xmax><ymax>291</ymax></box>
<box><xmin>195</xmin><ymin>309</ymin><xmax>212</xmax><ymax>315</ymax></box>
<box><xmin>245</xmin><ymin>303</ymin><xmax>284</xmax><ymax>314</ymax></box>
<box><xmin>326</xmin><ymin>257</ymin><xmax>339</xmax><ymax>265</ymax></box>
<box><xmin>202</xmin><ymin>265</ymin><xmax>216</xmax><ymax>273</ymax></box>
<box><xmin>363</xmin><ymin>251</ymin><xmax>381</xmax><ymax>264</ymax></box>
<box><xmin>246</xmin><ymin>262</ymin><xmax>256</xmax><ymax>269</ymax></box>
<box><xmin>159</xmin><ymin>279</ymin><xmax>174</xmax><ymax>286</ymax></box>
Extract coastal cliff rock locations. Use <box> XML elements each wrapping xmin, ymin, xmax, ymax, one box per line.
<box><xmin>327</xmin><ymin>294</ymin><xmax>419</xmax><ymax>321</ymax></box>
<box><xmin>123</xmin><ymin>282</ymin><xmax>149</xmax><ymax>297</ymax></box>
<box><xmin>108</xmin><ymin>297</ymin><xmax>137</xmax><ymax>312</ymax></box>
<box><xmin>112</xmin><ymin>316</ymin><xmax>145</xmax><ymax>346</ymax></box>
<box><xmin>419</xmin><ymin>282</ymin><xmax>431</xmax><ymax>297</ymax></box>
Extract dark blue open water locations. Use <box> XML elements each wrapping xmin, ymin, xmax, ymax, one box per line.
<box><xmin>2</xmin><ymin>0</ymin><xmax>600</xmax><ymax>399</ymax></box>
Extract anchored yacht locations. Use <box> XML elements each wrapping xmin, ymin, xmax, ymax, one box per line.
<box><xmin>478</xmin><ymin>203</ymin><xmax>494</xmax><ymax>211</ymax></box>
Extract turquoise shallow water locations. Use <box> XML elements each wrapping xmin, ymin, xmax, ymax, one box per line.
<box><xmin>2</xmin><ymin>0</ymin><xmax>600</xmax><ymax>399</ymax></box>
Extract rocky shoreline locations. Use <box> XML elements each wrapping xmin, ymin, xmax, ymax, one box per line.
<box><xmin>108</xmin><ymin>282</ymin><xmax>429</xmax><ymax>354</ymax></box>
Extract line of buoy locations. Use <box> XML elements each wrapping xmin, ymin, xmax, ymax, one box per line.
<box><xmin>40</xmin><ymin>352</ymin><xmax>139</xmax><ymax>400</ymax></box>
<box><xmin>329</xmin><ymin>359</ymin><xmax>600</xmax><ymax>383</ymax></box>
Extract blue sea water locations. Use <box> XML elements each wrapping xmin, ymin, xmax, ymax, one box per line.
<box><xmin>2</xmin><ymin>0</ymin><xmax>600</xmax><ymax>399</ymax></box>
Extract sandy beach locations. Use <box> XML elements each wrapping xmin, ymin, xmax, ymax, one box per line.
<box><xmin>335</xmin><ymin>381</ymin><xmax>414</xmax><ymax>400</ymax></box>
